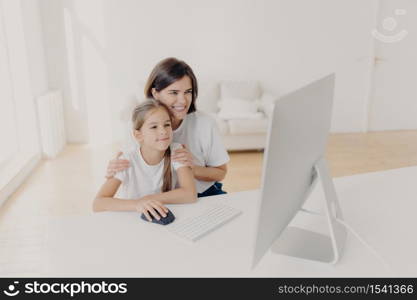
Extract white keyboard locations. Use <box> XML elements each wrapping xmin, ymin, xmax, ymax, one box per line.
<box><xmin>166</xmin><ymin>203</ymin><xmax>242</xmax><ymax>242</ymax></box>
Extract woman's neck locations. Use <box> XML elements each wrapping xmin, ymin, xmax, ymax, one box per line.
<box><xmin>172</xmin><ymin>119</ymin><xmax>183</xmax><ymax>130</ymax></box>
<box><xmin>140</xmin><ymin>145</ymin><xmax>165</xmax><ymax>165</ymax></box>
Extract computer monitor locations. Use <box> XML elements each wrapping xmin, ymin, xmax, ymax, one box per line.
<box><xmin>252</xmin><ymin>74</ymin><xmax>347</xmax><ymax>268</ymax></box>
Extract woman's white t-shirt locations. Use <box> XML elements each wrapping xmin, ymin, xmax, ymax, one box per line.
<box><xmin>173</xmin><ymin>111</ymin><xmax>230</xmax><ymax>193</ymax></box>
<box><xmin>114</xmin><ymin>143</ymin><xmax>185</xmax><ymax>199</ymax></box>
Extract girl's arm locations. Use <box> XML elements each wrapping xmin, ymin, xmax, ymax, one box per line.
<box><xmin>93</xmin><ymin>178</ymin><xmax>139</xmax><ymax>212</ymax></box>
<box><xmin>93</xmin><ymin>179</ymin><xmax>168</xmax><ymax>221</ymax></box>
<box><xmin>142</xmin><ymin>166</ymin><xmax>197</xmax><ymax>204</ymax></box>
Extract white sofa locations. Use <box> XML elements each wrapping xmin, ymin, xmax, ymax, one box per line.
<box><xmin>197</xmin><ymin>80</ymin><xmax>277</xmax><ymax>151</ymax></box>
<box><xmin>121</xmin><ymin>81</ymin><xmax>277</xmax><ymax>151</ymax></box>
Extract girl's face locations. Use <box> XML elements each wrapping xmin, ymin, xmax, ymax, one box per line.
<box><xmin>134</xmin><ymin>107</ymin><xmax>173</xmax><ymax>151</ymax></box>
<box><xmin>152</xmin><ymin>76</ymin><xmax>193</xmax><ymax>123</ymax></box>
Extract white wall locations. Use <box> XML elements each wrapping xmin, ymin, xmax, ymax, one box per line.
<box><xmin>369</xmin><ymin>0</ymin><xmax>417</xmax><ymax>130</ymax></box>
<box><xmin>40</xmin><ymin>0</ymin><xmax>90</xmax><ymax>143</ymax></box>
<box><xmin>103</xmin><ymin>0</ymin><xmax>377</xmax><ymax>136</ymax></box>
<box><xmin>41</xmin><ymin>0</ymin><xmax>409</xmax><ymax>144</ymax></box>
<box><xmin>1</xmin><ymin>0</ymin><xmax>41</xmax><ymax>156</ymax></box>
<box><xmin>20</xmin><ymin>0</ymin><xmax>49</xmax><ymax>98</ymax></box>
<box><xmin>0</xmin><ymin>0</ymin><xmax>45</xmax><ymax>204</ymax></box>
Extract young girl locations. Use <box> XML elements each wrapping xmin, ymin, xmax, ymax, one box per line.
<box><xmin>106</xmin><ymin>57</ymin><xmax>230</xmax><ymax>197</ymax></box>
<box><xmin>93</xmin><ymin>99</ymin><xmax>196</xmax><ymax>221</ymax></box>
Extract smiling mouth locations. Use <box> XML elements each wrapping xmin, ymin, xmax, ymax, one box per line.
<box><xmin>171</xmin><ymin>106</ymin><xmax>186</xmax><ymax>112</ymax></box>
<box><xmin>158</xmin><ymin>138</ymin><xmax>170</xmax><ymax>142</ymax></box>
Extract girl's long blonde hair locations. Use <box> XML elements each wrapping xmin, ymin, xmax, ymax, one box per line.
<box><xmin>132</xmin><ymin>99</ymin><xmax>173</xmax><ymax>192</ymax></box>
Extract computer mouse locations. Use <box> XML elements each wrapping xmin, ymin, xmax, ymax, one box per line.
<box><xmin>140</xmin><ymin>209</ymin><xmax>175</xmax><ymax>225</ymax></box>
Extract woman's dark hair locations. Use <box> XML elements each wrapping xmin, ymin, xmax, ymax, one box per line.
<box><xmin>144</xmin><ymin>57</ymin><xmax>198</xmax><ymax>113</ymax></box>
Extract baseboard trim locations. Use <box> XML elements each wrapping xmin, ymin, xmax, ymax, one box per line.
<box><xmin>0</xmin><ymin>153</ymin><xmax>42</xmax><ymax>207</ymax></box>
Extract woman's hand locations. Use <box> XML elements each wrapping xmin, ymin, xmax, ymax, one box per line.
<box><xmin>105</xmin><ymin>151</ymin><xmax>130</xmax><ymax>179</ymax></box>
<box><xmin>136</xmin><ymin>196</ymin><xmax>169</xmax><ymax>222</ymax></box>
<box><xmin>171</xmin><ymin>144</ymin><xmax>195</xmax><ymax>169</ymax></box>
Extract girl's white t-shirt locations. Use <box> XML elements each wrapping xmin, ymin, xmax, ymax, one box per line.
<box><xmin>173</xmin><ymin>111</ymin><xmax>230</xmax><ymax>193</ymax></box>
<box><xmin>114</xmin><ymin>143</ymin><xmax>185</xmax><ymax>199</ymax></box>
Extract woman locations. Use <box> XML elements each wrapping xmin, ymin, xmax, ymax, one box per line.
<box><xmin>107</xmin><ymin>57</ymin><xmax>229</xmax><ymax>197</ymax></box>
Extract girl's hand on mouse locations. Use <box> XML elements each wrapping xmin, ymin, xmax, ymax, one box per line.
<box><xmin>136</xmin><ymin>196</ymin><xmax>169</xmax><ymax>222</ymax></box>
<box><xmin>171</xmin><ymin>144</ymin><xmax>195</xmax><ymax>169</ymax></box>
<box><xmin>105</xmin><ymin>151</ymin><xmax>130</xmax><ymax>179</ymax></box>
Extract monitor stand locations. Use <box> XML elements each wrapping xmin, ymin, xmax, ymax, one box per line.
<box><xmin>270</xmin><ymin>157</ymin><xmax>347</xmax><ymax>264</ymax></box>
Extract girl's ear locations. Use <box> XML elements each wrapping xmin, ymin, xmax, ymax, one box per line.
<box><xmin>151</xmin><ymin>88</ymin><xmax>159</xmax><ymax>100</ymax></box>
<box><xmin>133</xmin><ymin>129</ymin><xmax>143</xmax><ymax>142</ymax></box>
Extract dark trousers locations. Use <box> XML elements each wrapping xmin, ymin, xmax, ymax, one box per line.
<box><xmin>197</xmin><ymin>182</ymin><xmax>227</xmax><ymax>198</ymax></box>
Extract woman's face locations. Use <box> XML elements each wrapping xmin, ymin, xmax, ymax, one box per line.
<box><xmin>152</xmin><ymin>76</ymin><xmax>193</xmax><ymax>123</ymax></box>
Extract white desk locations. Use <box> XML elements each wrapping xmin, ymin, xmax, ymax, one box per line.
<box><xmin>44</xmin><ymin>166</ymin><xmax>417</xmax><ymax>277</ymax></box>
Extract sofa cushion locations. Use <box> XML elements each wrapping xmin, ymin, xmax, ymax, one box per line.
<box><xmin>259</xmin><ymin>92</ymin><xmax>277</xmax><ymax>118</ymax></box>
<box><xmin>228</xmin><ymin>118</ymin><xmax>268</xmax><ymax>135</ymax></box>
<box><xmin>220</xmin><ymin>80</ymin><xmax>261</xmax><ymax>101</ymax></box>
<box><xmin>219</xmin><ymin>111</ymin><xmax>264</xmax><ymax>120</ymax></box>
<box><xmin>218</xmin><ymin>98</ymin><xmax>261</xmax><ymax>120</ymax></box>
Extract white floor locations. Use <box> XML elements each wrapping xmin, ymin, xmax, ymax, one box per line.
<box><xmin>0</xmin><ymin>144</ymin><xmax>118</xmax><ymax>276</ymax></box>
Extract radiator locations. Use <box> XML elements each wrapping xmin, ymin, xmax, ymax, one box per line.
<box><xmin>36</xmin><ymin>90</ymin><xmax>66</xmax><ymax>158</ymax></box>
